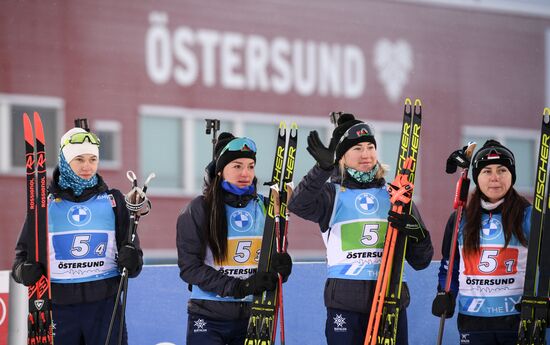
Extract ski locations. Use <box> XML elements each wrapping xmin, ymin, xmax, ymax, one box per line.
<box><xmin>274</xmin><ymin>122</ymin><xmax>297</xmax><ymax>345</ymax></box>
<box><xmin>517</xmin><ymin>108</ymin><xmax>550</xmax><ymax>345</ymax></box>
<box><xmin>245</xmin><ymin>122</ymin><xmax>297</xmax><ymax>345</ymax></box>
<box><xmin>364</xmin><ymin>98</ymin><xmax>422</xmax><ymax>345</ymax></box>
<box><xmin>24</xmin><ymin>112</ymin><xmax>54</xmax><ymax>345</ymax></box>
<box><xmin>436</xmin><ymin>142</ymin><xmax>476</xmax><ymax>345</ymax></box>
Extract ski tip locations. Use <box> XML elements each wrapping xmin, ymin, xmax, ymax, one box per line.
<box><xmin>278</xmin><ymin>121</ymin><xmax>287</xmax><ymax>129</ymax></box>
<box><xmin>543</xmin><ymin>107</ymin><xmax>550</xmax><ymax>116</ymax></box>
<box><xmin>289</xmin><ymin>122</ymin><xmax>298</xmax><ymax>137</ymax></box>
<box><xmin>404</xmin><ymin>98</ymin><xmax>412</xmax><ymax>105</ymax></box>
<box><xmin>414</xmin><ymin>98</ymin><xmax>422</xmax><ymax>107</ymax></box>
<box><xmin>33</xmin><ymin>112</ymin><xmax>45</xmax><ymax>143</ymax></box>
<box><xmin>23</xmin><ymin>113</ymin><xmax>35</xmax><ymax>143</ymax></box>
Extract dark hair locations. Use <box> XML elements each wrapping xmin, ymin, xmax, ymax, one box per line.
<box><xmin>203</xmin><ymin>174</ymin><xmax>228</xmax><ymax>264</ymax></box>
<box><xmin>202</xmin><ymin>172</ymin><xmax>258</xmax><ymax>264</ymax></box>
<box><xmin>462</xmin><ymin>187</ymin><xmax>529</xmax><ymax>254</ymax></box>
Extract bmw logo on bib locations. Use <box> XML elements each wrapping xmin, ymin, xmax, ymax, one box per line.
<box><xmin>355</xmin><ymin>193</ymin><xmax>378</xmax><ymax>215</ymax></box>
<box><xmin>67</xmin><ymin>205</ymin><xmax>92</xmax><ymax>226</ymax></box>
<box><xmin>230</xmin><ymin>210</ymin><xmax>253</xmax><ymax>232</ymax></box>
<box><xmin>481</xmin><ymin>218</ymin><xmax>502</xmax><ymax>240</ymax></box>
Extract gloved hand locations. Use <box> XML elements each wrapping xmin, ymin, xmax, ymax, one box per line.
<box><xmin>271</xmin><ymin>252</ymin><xmax>292</xmax><ymax>282</ymax></box>
<box><xmin>306</xmin><ymin>130</ymin><xmax>335</xmax><ymax>170</ymax></box>
<box><xmin>233</xmin><ymin>272</ymin><xmax>278</xmax><ymax>299</ymax></box>
<box><xmin>432</xmin><ymin>291</ymin><xmax>456</xmax><ymax>318</ymax></box>
<box><xmin>388</xmin><ymin>210</ymin><xmax>426</xmax><ymax>242</ymax></box>
<box><xmin>446</xmin><ymin>146</ymin><xmax>470</xmax><ymax>174</ymax></box>
<box><xmin>117</xmin><ymin>243</ymin><xmax>141</xmax><ymax>276</ymax></box>
<box><xmin>17</xmin><ymin>261</ymin><xmax>45</xmax><ymax>286</ymax></box>
<box><xmin>515</xmin><ymin>297</ymin><xmax>550</xmax><ymax>323</ymax></box>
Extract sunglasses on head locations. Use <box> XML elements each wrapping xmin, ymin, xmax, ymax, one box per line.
<box><xmin>339</xmin><ymin>123</ymin><xmax>373</xmax><ymax>143</ymax></box>
<box><xmin>61</xmin><ymin>132</ymin><xmax>100</xmax><ymax>149</ymax></box>
<box><xmin>219</xmin><ymin>137</ymin><xmax>257</xmax><ymax>157</ymax></box>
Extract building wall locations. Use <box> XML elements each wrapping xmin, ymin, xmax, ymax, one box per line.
<box><xmin>0</xmin><ymin>0</ymin><xmax>547</xmax><ymax>269</ymax></box>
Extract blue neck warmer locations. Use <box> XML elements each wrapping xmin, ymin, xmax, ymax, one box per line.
<box><xmin>58</xmin><ymin>153</ymin><xmax>98</xmax><ymax>196</ymax></box>
<box><xmin>346</xmin><ymin>164</ymin><xmax>379</xmax><ymax>184</ymax></box>
<box><xmin>221</xmin><ymin>180</ymin><xmax>255</xmax><ymax>196</ymax></box>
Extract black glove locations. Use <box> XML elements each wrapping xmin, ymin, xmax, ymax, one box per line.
<box><xmin>388</xmin><ymin>210</ymin><xmax>426</xmax><ymax>242</ymax></box>
<box><xmin>233</xmin><ymin>271</ymin><xmax>278</xmax><ymax>299</ymax></box>
<box><xmin>432</xmin><ymin>291</ymin><xmax>456</xmax><ymax>318</ymax></box>
<box><xmin>445</xmin><ymin>147</ymin><xmax>470</xmax><ymax>174</ymax></box>
<box><xmin>271</xmin><ymin>252</ymin><xmax>292</xmax><ymax>282</ymax></box>
<box><xmin>17</xmin><ymin>261</ymin><xmax>45</xmax><ymax>286</ymax></box>
<box><xmin>306</xmin><ymin>130</ymin><xmax>335</xmax><ymax>170</ymax></box>
<box><xmin>515</xmin><ymin>297</ymin><xmax>550</xmax><ymax>322</ymax></box>
<box><xmin>117</xmin><ymin>243</ymin><xmax>141</xmax><ymax>276</ymax></box>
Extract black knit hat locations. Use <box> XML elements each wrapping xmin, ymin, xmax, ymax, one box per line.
<box><xmin>472</xmin><ymin>139</ymin><xmax>516</xmax><ymax>186</ymax></box>
<box><xmin>334</xmin><ymin>114</ymin><xmax>376</xmax><ymax>162</ymax></box>
<box><xmin>214</xmin><ymin>132</ymin><xmax>257</xmax><ymax>174</ymax></box>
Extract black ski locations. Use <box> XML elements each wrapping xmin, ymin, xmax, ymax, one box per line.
<box><xmin>245</xmin><ymin>122</ymin><xmax>297</xmax><ymax>345</ymax></box>
<box><xmin>24</xmin><ymin>112</ymin><xmax>53</xmax><ymax>345</ymax></box>
<box><xmin>365</xmin><ymin>98</ymin><xmax>423</xmax><ymax>345</ymax></box>
<box><xmin>517</xmin><ymin>108</ymin><xmax>550</xmax><ymax>345</ymax></box>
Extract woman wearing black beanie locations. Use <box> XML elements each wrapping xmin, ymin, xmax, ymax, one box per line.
<box><xmin>176</xmin><ymin>132</ymin><xmax>292</xmax><ymax>345</ymax></box>
<box><xmin>432</xmin><ymin>140</ymin><xmax>531</xmax><ymax>345</ymax></box>
<box><xmin>289</xmin><ymin>113</ymin><xmax>433</xmax><ymax>345</ymax></box>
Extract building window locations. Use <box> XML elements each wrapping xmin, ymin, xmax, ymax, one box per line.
<box><xmin>139</xmin><ymin>106</ymin><xmax>412</xmax><ymax>198</ymax></box>
<box><xmin>94</xmin><ymin>120</ymin><xmax>122</xmax><ymax>170</ymax></box>
<box><xmin>463</xmin><ymin>126</ymin><xmax>538</xmax><ymax>194</ymax></box>
<box><xmin>139</xmin><ymin>113</ymin><xmax>185</xmax><ymax>192</ymax></box>
<box><xmin>0</xmin><ymin>94</ymin><xmax>64</xmax><ymax>174</ymax></box>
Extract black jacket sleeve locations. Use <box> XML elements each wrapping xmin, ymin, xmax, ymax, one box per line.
<box><xmin>287</xmin><ymin>165</ymin><xmax>336</xmax><ymax>232</ymax></box>
<box><xmin>404</xmin><ymin>202</ymin><xmax>434</xmax><ymax>270</ymax></box>
<box><xmin>437</xmin><ymin>211</ymin><xmax>460</xmax><ymax>295</ymax></box>
<box><xmin>176</xmin><ymin>196</ymin><xmax>240</xmax><ymax>298</ymax></box>
<box><xmin>12</xmin><ymin>216</ymin><xmax>31</xmax><ymax>284</ymax></box>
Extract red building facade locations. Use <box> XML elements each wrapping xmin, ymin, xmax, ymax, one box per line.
<box><xmin>0</xmin><ymin>0</ymin><xmax>547</xmax><ymax>269</ymax></box>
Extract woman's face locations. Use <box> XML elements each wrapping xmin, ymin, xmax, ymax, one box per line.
<box><xmin>69</xmin><ymin>154</ymin><xmax>99</xmax><ymax>180</ymax></box>
<box><xmin>477</xmin><ymin>164</ymin><xmax>512</xmax><ymax>202</ymax></box>
<box><xmin>222</xmin><ymin>158</ymin><xmax>255</xmax><ymax>188</ymax></box>
<box><xmin>341</xmin><ymin>142</ymin><xmax>378</xmax><ymax>172</ymax></box>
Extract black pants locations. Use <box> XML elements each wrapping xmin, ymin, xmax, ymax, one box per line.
<box><xmin>186</xmin><ymin>312</ymin><xmax>249</xmax><ymax>345</ymax></box>
<box><xmin>53</xmin><ymin>296</ymin><xmax>127</xmax><ymax>345</ymax></box>
<box><xmin>459</xmin><ymin>330</ymin><xmax>518</xmax><ymax>345</ymax></box>
<box><xmin>325</xmin><ymin>307</ymin><xmax>408</xmax><ymax>345</ymax></box>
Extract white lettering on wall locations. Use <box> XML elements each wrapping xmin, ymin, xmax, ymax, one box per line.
<box><xmin>145</xmin><ymin>11</ymin><xmax>365</xmax><ymax>99</ymax></box>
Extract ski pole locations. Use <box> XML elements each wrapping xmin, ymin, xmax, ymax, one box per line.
<box><xmin>436</xmin><ymin>142</ymin><xmax>475</xmax><ymax>345</ymax></box>
<box><xmin>105</xmin><ymin>171</ymin><xmax>154</xmax><ymax>345</ymax></box>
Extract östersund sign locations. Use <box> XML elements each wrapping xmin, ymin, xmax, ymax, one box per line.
<box><xmin>145</xmin><ymin>12</ymin><xmax>365</xmax><ymax>98</ymax></box>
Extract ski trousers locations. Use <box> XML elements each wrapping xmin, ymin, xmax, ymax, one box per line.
<box><xmin>186</xmin><ymin>312</ymin><xmax>249</xmax><ymax>345</ymax></box>
<box><xmin>325</xmin><ymin>307</ymin><xmax>408</xmax><ymax>345</ymax></box>
<box><xmin>53</xmin><ymin>296</ymin><xmax>127</xmax><ymax>345</ymax></box>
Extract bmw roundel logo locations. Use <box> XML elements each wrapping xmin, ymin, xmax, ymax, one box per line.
<box><xmin>67</xmin><ymin>205</ymin><xmax>92</xmax><ymax>226</ymax></box>
<box><xmin>355</xmin><ymin>193</ymin><xmax>378</xmax><ymax>215</ymax></box>
<box><xmin>481</xmin><ymin>218</ymin><xmax>502</xmax><ymax>240</ymax></box>
<box><xmin>230</xmin><ymin>210</ymin><xmax>253</xmax><ymax>232</ymax></box>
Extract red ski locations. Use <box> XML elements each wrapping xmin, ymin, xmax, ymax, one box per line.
<box><xmin>24</xmin><ymin>112</ymin><xmax>53</xmax><ymax>345</ymax></box>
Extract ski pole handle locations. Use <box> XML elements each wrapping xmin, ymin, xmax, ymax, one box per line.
<box><xmin>205</xmin><ymin>119</ymin><xmax>220</xmax><ymax>160</ymax></box>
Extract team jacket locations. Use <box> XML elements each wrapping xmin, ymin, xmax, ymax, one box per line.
<box><xmin>436</xmin><ymin>204</ymin><xmax>532</xmax><ymax>332</ymax></box>
<box><xmin>177</xmin><ymin>191</ymin><xmax>266</xmax><ymax>320</ymax></box>
<box><xmin>12</xmin><ymin>168</ymin><xmax>143</xmax><ymax>305</ymax></box>
<box><xmin>288</xmin><ymin>165</ymin><xmax>433</xmax><ymax>313</ymax></box>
